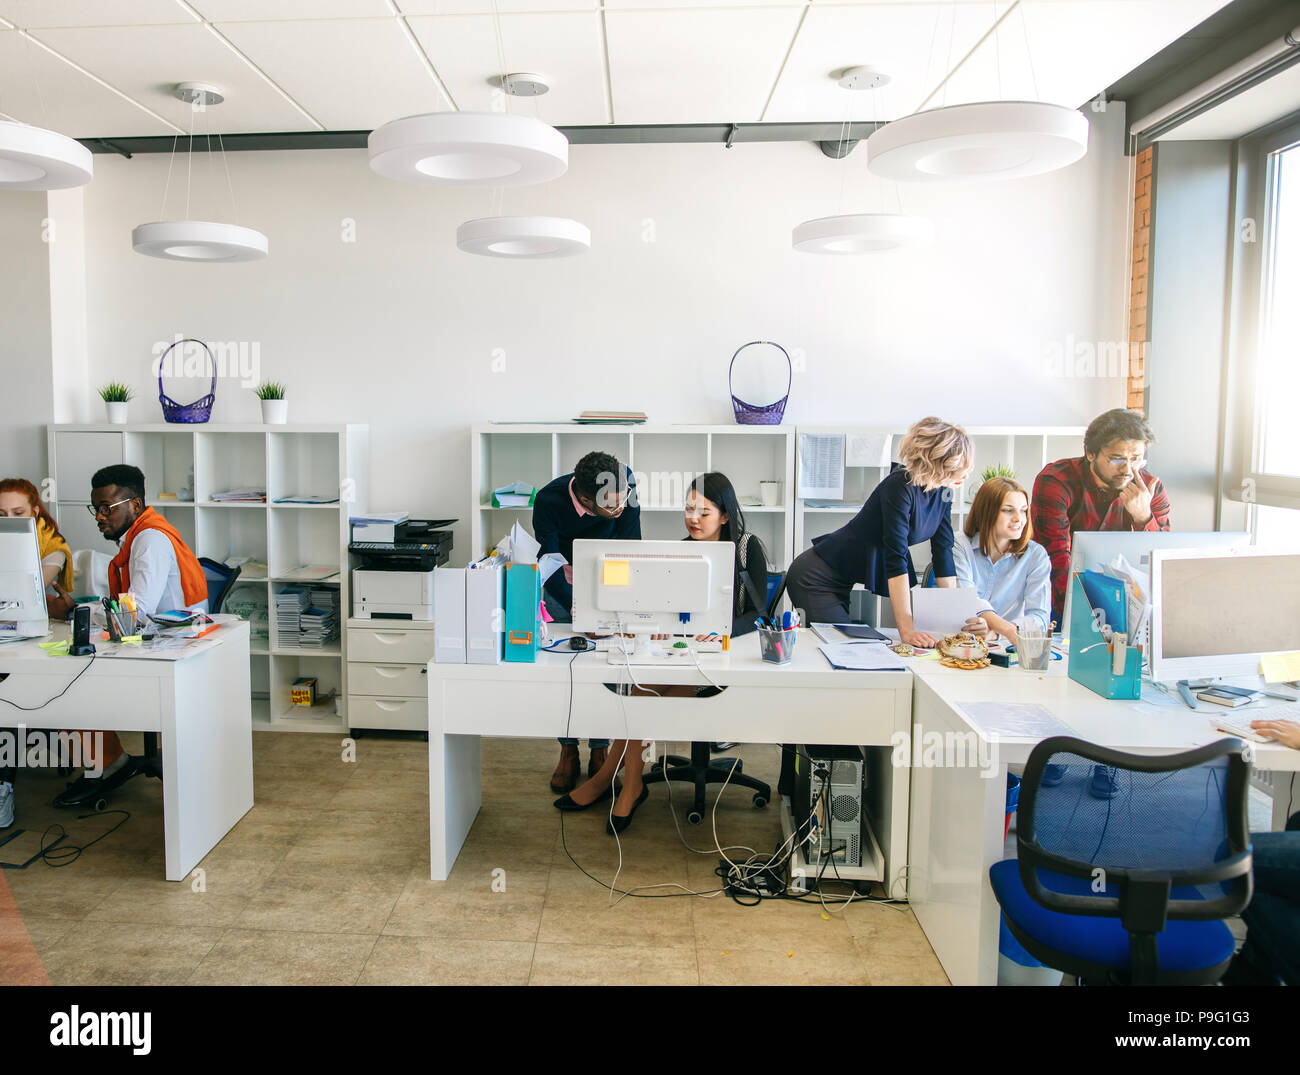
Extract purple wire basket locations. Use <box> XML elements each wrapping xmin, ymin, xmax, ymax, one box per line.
<box><xmin>158</xmin><ymin>339</ymin><xmax>216</xmax><ymax>424</ymax></box>
<box><xmin>729</xmin><ymin>341</ymin><xmax>791</xmax><ymax>426</ymax></box>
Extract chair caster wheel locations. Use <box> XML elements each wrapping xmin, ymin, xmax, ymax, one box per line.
<box><xmin>93</xmin><ymin>797</ymin><xmax>108</xmax><ymax>812</ymax></box>
<box><xmin>687</xmin><ymin>810</ymin><xmax>704</xmax><ymax>826</ymax></box>
<box><xmin>731</xmin><ymin>759</ymin><xmax>743</xmax><ymax>773</ymax></box>
<box><xmin>650</xmin><ymin>761</ymin><xmax>664</xmax><ymax>773</ymax></box>
<box><xmin>752</xmin><ymin>794</ymin><xmax>768</xmax><ymax>809</ymax></box>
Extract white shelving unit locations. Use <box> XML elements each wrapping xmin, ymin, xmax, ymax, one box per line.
<box><xmin>793</xmin><ymin>425</ymin><xmax>1086</xmax><ymax>625</ymax></box>
<box><xmin>471</xmin><ymin>423</ymin><xmax>797</xmax><ymax>568</ymax></box>
<box><xmin>48</xmin><ymin>423</ymin><xmax>369</xmax><ymax>734</ymax></box>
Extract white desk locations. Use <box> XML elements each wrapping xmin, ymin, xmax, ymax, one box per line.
<box><xmin>0</xmin><ymin>620</ymin><xmax>254</xmax><ymax>881</ymax></box>
<box><xmin>427</xmin><ymin>630</ymin><xmax>913</xmax><ymax>892</ymax></box>
<box><xmin>905</xmin><ymin>661</ymin><xmax>1300</xmax><ymax>986</ymax></box>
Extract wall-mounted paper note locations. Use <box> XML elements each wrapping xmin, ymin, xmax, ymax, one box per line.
<box><xmin>845</xmin><ymin>432</ymin><xmax>891</xmax><ymax>468</ymax></box>
<box><xmin>798</xmin><ymin>434</ymin><xmax>844</xmax><ymax>500</ymax></box>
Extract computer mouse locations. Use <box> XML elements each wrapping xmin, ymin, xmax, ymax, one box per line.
<box><xmin>568</xmin><ymin>636</ymin><xmax>592</xmax><ymax>651</ymax></box>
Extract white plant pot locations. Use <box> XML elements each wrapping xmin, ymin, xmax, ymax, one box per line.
<box><xmin>260</xmin><ymin>398</ymin><xmax>288</xmax><ymax>424</ymax></box>
<box><xmin>105</xmin><ymin>401</ymin><xmax>129</xmax><ymax>424</ymax></box>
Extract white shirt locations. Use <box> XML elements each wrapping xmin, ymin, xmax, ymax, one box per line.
<box><xmin>952</xmin><ymin>529</ymin><xmax>1052</xmax><ymax>631</ymax></box>
<box><xmin>127</xmin><ymin>530</ymin><xmax>205</xmax><ymax>617</ymax></box>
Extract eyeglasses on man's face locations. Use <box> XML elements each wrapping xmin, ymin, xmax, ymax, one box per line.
<box><xmin>87</xmin><ymin>496</ymin><xmax>135</xmax><ymax>518</ymax></box>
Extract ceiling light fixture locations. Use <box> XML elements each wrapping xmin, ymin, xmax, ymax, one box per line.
<box><xmin>792</xmin><ymin>213</ymin><xmax>932</xmax><ymax>254</ymax></box>
<box><xmin>0</xmin><ymin>119</ymin><xmax>93</xmax><ymax>190</ymax></box>
<box><xmin>132</xmin><ymin>83</ymin><xmax>268</xmax><ymax>262</ymax></box>
<box><xmin>368</xmin><ymin>110</ymin><xmax>568</xmax><ymax>187</ymax></box>
<box><xmin>457</xmin><ymin>216</ymin><xmax>589</xmax><ymax>258</ymax></box>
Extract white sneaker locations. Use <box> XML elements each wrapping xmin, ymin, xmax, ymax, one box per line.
<box><xmin>0</xmin><ymin>782</ymin><xmax>13</xmax><ymax>829</ymax></box>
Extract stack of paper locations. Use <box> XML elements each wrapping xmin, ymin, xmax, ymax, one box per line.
<box><xmin>491</xmin><ymin>481</ymin><xmax>535</xmax><ymax>508</ymax></box>
<box><xmin>211</xmin><ymin>487</ymin><xmax>266</xmax><ymax>503</ymax></box>
<box><xmin>278</xmin><ymin>564</ymin><xmax>340</xmax><ymax>582</ymax></box>
<box><xmin>819</xmin><ymin>643</ymin><xmax>907</xmax><ymax>671</ymax></box>
<box><xmin>573</xmin><ymin>411</ymin><xmax>647</xmax><ymax>424</ymax></box>
<box><xmin>350</xmin><ymin>512</ymin><xmax>409</xmax><ymax>542</ymax></box>
<box><xmin>274</xmin><ymin>588</ymin><xmax>308</xmax><ymax>647</ymax></box>
<box><xmin>273</xmin><ymin>494</ymin><xmax>339</xmax><ymax>504</ymax></box>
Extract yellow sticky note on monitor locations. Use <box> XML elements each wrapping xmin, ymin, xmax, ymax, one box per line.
<box><xmin>602</xmin><ymin>559</ymin><xmax>630</xmax><ymax>587</ymax></box>
<box><xmin>1260</xmin><ymin>652</ymin><xmax>1300</xmax><ymax>682</ymax></box>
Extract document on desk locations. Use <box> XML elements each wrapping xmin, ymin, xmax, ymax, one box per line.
<box><xmin>910</xmin><ymin>587</ymin><xmax>989</xmax><ymax>636</ymax></box>
<box><xmin>957</xmin><ymin>701</ymin><xmax>1072</xmax><ymax>740</ymax></box>
<box><xmin>812</xmin><ymin>623</ymin><xmax>890</xmax><ymax>644</ymax></box>
<box><xmin>820</xmin><ymin>643</ymin><xmax>907</xmax><ymax>671</ymax></box>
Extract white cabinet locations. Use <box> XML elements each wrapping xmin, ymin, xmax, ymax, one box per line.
<box><xmin>48</xmin><ymin>423</ymin><xmax>369</xmax><ymax>734</ymax></box>
<box><xmin>346</xmin><ymin>617</ymin><xmax>434</xmax><ymax>732</ymax></box>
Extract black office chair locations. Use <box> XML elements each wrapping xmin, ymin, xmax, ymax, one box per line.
<box><xmin>646</xmin><ymin>568</ymin><xmax>773</xmax><ymax>823</ymax></box>
<box><xmin>198</xmin><ymin>557</ymin><xmax>242</xmax><ymax>614</ymax></box>
<box><xmin>989</xmin><ymin>735</ymin><xmax>1253</xmax><ymax>986</ymax></box>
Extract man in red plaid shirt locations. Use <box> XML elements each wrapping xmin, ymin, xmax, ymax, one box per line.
<box><xmin>1031</xmin><ymin>408</ymin><xmax>1171</xmax><ymax>626</ymax></box>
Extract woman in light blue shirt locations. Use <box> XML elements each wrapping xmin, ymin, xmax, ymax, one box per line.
<box><xmin>953</xmin><ymin>476</ymin><xmax>1051</xmax><ymax>646</ymax></box>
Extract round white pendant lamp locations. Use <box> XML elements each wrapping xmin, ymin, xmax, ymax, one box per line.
<box><xmin>867</xmin><ymin>101</ymin><xmax>1088</xmax><ymax>183</ymax></box>
<box><xmin>457</xmin><ymin>216</ymin><xmax>589</xmax><ymax>258</ymax></box>
<box><xmin>369</xmin><ymin>112</ymin><xmax>568</xmax><ymax>188</ymax></box>
<box><xmin>131</xmin><ymin>220</ymin><xmax>268</xmax><ymax>262</ymax></box>
<box><xmin>0</xmin><ymin>119</ymin><xmax>93</xmax><ymax>190</ymax></box>
<box><xmin>792</xmin><ymin>213</ymin><xmax>932</xmax><ymax>254</ymax></box>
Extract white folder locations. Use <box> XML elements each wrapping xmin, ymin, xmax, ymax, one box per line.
<box><xmin>466</xmin><ymin>561</ymin><xmax>505</xmax><ymax>665</ymax></box>
<box><xmin>433</xmin><ymin>567</ymin><xmax>466</xmax><ymax>664</ymax></box>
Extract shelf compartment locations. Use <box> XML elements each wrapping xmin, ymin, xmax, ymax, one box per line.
<box><xmin>268</xmin><ymin>432</ymin><xmax>340</xmax><ymax>503</ymax></box>
<box><xmin>125</xmin><ymin>430</ymin><xmax>194</xmax><ymax>503</ymax></box>
<box><xmin>196</xmin><ymin>432</ymin><xmax>266</xmax><ymax>504</ymax></box>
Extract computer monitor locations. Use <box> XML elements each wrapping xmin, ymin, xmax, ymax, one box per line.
<box><xmin>1064</xmin><ymin>530</ymin><xmax>1250</xmax><ymax>631</ymax></box>
<box><xmin>0</xmin><ymin>518</ymin><xmax>49</xmax><ymax>639</ymax></box>
<box><xmin>571</xmin><ymin>538</ymin><xmax>736</xmax><ymax>663</ymax></box>
<box><xmin>1149</xmin><ymin>546</ymin><xmax>1300</xmax><ymax>682</ymax></box>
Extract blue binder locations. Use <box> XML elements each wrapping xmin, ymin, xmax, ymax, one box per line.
<box><xmin>504</xmin><ymin>563</ymin><xmax>540</xmax><ymax>663</ymax></box>
<box><xmin>1067</xmin><ymin>574</ymin><xmax>1141</xmax><ymax>699</ymax></box>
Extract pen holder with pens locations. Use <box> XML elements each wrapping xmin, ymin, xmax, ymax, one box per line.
<box><xmin>757</xmin><ymin>625</ymin><xmax>796</xmax><ymax>665</ymax></box>
<box><xmin>108</xmin><ymin>608</ymin><xmax>138</xmax><ymax>639</ymax></box>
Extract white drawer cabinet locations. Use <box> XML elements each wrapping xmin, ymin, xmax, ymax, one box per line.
<box><xmin>346</xmin><ymin>618</ymin><xmax>434</xmax><ymax>731</ymax></box>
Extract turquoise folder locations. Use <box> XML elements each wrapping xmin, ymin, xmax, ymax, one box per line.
<box><xmin>504</xmin><ymin>563</ymin><xmax>540</xmax><ymax>663</ymax></box>
<box><xmin>1067</xmin><ymin>574</ymin><xmax>1141</xmax><ymax>700</ymax></box>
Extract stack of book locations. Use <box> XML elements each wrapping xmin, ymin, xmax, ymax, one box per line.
<box><xmin>211</xmin><ymin>487</ymin><xmax>267</xmax><ymax>503</ymax></box>
<box><xmin>299</xmin><ymin>588</ymin><xmax>340</xmax><ymax>647</ymax></box>
<box><xmin>274</xmin><ymin>588</ymin><xmax>308</xmax><ymax>647</ymax></box>
<box><xmin>572</xmin><ymin>410</ymin><xmax>647</xmax><ymax>424</ymax></box>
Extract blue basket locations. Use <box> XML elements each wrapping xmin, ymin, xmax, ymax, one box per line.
<box><xmin>729</xmin><ymin>341</ymin><xmax>791</xmax><ymax>425</ymax></box>
<box><xmin>157</xmin><ymin>338</ymin><xmax>216</xmax><ymax>424</ymax></box>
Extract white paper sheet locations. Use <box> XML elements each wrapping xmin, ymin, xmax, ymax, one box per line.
<box><xmin>819</xmin><ymin>642</ymin><xmax>908</xmax><ymax>670</ymax></box>
<box><xmin>910</xmin><ymin>587</ymin><xmax>990</xmax><ymax>636</ymax></box>
<box><xmin>845</xmin><ymin>432</ymin><xmax>891</xmax><ymax>468</ymax></box>
<box><xmin>506</xmin><ymin>520</ymin><xmax>540</xmax><ymax>564</ymax></box>
<box><xmin>797</xmin><ymin>434</ymin><xmax>845</xmax><ymax>500</ymax></box>
<box><xmin>957</xmin><ymin>701</ymin><xmax>1073</xmax><ymax>739</ymax></box>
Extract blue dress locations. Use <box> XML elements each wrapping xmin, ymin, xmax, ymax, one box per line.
<box><xmin>810</xmin><ymin>464</ymin><xmax>956</xmax><ymax>596</ymax></box>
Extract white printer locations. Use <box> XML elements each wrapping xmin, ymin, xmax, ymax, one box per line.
<box><xmin>352</xmin><ymin>568</ymin><xmax>435</xmax><ymax>620</ymax></box>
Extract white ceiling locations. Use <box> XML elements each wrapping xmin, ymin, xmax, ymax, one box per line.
<box><xmin>0</xmin><ymin>0</ymin><xmax>1233</xmax><ymax>138</ymax></box>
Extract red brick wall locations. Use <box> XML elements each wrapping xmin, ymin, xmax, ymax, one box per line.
<box><xmin>1127</xmin><ymin>146</ymin><xmax>1153</xmax><ymax>412</ymax></box>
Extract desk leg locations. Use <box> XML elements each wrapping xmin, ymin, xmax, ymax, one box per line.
<box><xmin>163</xmin><ymin>639</ymin><xmax>254</xmax><ymax>882</ymax></box>
<box><xmin>428</xmin><ymin>682</ymin><xmax>481</xmax><ymax>881</ymax></box>
<box><xmin>907</xmin><ymin>684</ymin><xmax>1006</xmax><ymax>986</ymax></box>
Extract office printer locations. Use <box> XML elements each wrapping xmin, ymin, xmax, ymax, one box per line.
<box><xmin>349</xmin><ymin>518</ymin><xmax>456</xmax><ymax>620</ymax></box>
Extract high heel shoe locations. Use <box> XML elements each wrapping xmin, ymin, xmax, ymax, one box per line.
<box><xmin>605</xmin><ymin>786</ymin><xmax>650</xmax><ymax>835</ymax></box>
<box><xmin>552</xmin><ymin>783</ymin><xmax>613</xmax><ymax>811</ymax></box>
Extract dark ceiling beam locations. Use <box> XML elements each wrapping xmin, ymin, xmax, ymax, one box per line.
<box><xmin>77</xmin><ymin>120</ymin><xmax>886</xmax><ymax>155</ymax></box>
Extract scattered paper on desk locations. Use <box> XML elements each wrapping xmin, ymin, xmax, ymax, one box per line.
<box><xmin>819</xmin><ymin>643</ymin><xmax>907</xmax><ymax>671</ymax></box>
<box><xmin>506</xmin><ymin>520</ymin><xmax>540</xmax><ymax>564</ymax></box>
<box><xmin>812</xmin><ymin>623</ymin><xmax>889</xmax><ymax>644</ymax></box>
<box><xmin>1261</xmin><ymin>652</ymin><xmax>1300</xmax><ymax>683</ymax></box>
<box><xmin>957</xmin><ymin>702</ymin><xmax>1072</xmax><ymax>739</ymax></box>
<box><xmin>539</xmin><ymin>552</ymin><xmax>566</xmax><ymax>586</ymax></box>
<box><xmin>797</xmin><ymin>434</ymin><xmax>844</xmax><ymax>500</ymax></box>
<box><xmin>845</xmin><ymin>432</ymin><xmax>891</xmax><ymax>469</ymax></box>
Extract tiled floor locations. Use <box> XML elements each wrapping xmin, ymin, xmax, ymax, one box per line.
<box><xmin>0</xmin><ymin>733</ymin><xmax>949</xmax><ymax>986</ymax></box>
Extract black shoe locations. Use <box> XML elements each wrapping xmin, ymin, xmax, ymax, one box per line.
<box><xmin>52</xmin><ymin>755</ymin><xmax>140</xmax><ymax>809</ymax></box>
<box><xmin>606</xmin><ymin>786</ymin><xmax>650</xmax><ymax>835</ymax></box>
<box><xmin>553</xmin><ymin>784</ymin><xmax>612</xmax><ymax>811</ymax></box>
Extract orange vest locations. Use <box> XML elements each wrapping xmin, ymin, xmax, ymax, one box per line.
<box><xmin>108</xmin><ymin>507</ymin><xmax>208</xmax><ymax>607</ymax></box>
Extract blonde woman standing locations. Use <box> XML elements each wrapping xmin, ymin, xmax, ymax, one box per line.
<box><xmin>785</xmin><ymin>417</ymin><xmax>972</xmax><ymax>649</ymax></box>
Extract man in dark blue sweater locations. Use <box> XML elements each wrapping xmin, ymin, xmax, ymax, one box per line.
<box><xmin>533</xmin><ymin>451</ymin><xmax>641</xmax><ymax>792</ymax></box>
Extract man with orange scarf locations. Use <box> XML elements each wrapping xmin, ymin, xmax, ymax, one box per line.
<box><xmin>54</xmin><ymin>464</ymin><xmax>208</xmax><ymax>809</ymax></box>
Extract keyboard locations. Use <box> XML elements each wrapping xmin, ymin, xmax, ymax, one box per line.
<box><xmin>1209</xmin><ymin>702</ymin><xmax>1300</xmax><ymax>744</ymax></box>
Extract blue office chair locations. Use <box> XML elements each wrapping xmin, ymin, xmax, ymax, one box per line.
<box><xmin>198</xmin><ymin>557</ymin><xmax>242</xmax><ymax>614</ymax></box>
<box><xmin>989</xmin><ymin>735</ymin><xmax>1253</xmax><ymax>986</ymax></box>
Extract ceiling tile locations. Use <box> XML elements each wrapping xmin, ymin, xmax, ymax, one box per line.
<box><xmin>408</xmin><ymin>11</ymin><xmax>607</xmax><ymax>123</ymax></box>
<box><xmin>188</xmin><ymin>0</ymin><xmax>394</xmax><ymax>20</ymax></box>
<box><xmin>605</xmin><ymin>5</ymin><xmax>805</xmax><ymax>124</ymax></box>
<box><xmin>216</xmin><ymin>17</ymin><xmax>449</xmax><ymax>129</ymax></box>
<box><xmin>398</xmin><ymin>1</ymin><xmax>597</xmax><ymax>12</ymax></box>
<box><xmin>940</xmin><ymin>0</ymin><xmax>1235</xmax><ymax>110</ymax></box>
<box><xmin>0</xmin><ymin>2</ymin><xmax>193</xmax><ymax>29</ymax></box>
<box><xmin>0</xmin><ymin>28</ymin><xmax>175</xmax><ymax>136</ymax></box>
<box><xmin>29</xmin><ymin>23</ymin><xmax>317</xmax><ymax>133</ymax></box>
<box><xmin>766</xmin><ymin>1</ymin><xmax>1000</xmax><ymax>122</ymax></box>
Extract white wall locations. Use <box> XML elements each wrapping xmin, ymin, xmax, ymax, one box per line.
<box><xmin>0</xmin><ymin>192</ymin><xmax>54</xmax><ymax>484</ymax></box>
<box><xmin>76</xmin><ymin>106</ymin><xmax>1130</xmax><ymax>553</ymax></box>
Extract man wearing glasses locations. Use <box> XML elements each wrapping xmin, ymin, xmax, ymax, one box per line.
<box><xmin>54</xmin><ymin>464</ymin><xmax>208</xmax><ymax>808</ymax></box>
<box><xmin>1031</xmin><ymin>408</ymin><xmax>1172</xmax><ymax>629</ymax></box>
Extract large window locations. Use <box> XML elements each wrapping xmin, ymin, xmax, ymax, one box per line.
<box><xmin>1256</xmin><ymin>138</ymin><xmax>1300</xmax><ymax>477</ymax></box>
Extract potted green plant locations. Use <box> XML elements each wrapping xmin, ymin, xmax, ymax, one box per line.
<box><xmin>981</xmin><ymin>463</ymin><xmax>1016</xmax><ymax>483</ymax></box>
<box><xmin>98</xmin><ymin>382</ymin><xmax>134</xmax><ymax>424</ymax></box>
<box><xmin>254</xmin><ymin>381</ymin><xmax>287</xmax><ymax>424</ymax></box>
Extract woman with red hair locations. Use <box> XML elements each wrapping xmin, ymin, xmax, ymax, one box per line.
<box><xmin>0</xmin><ymin>478</ymin><xmax>75</xmax><ymax>619</ymax></box>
